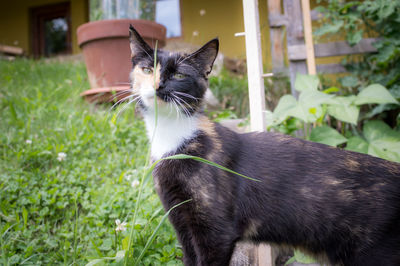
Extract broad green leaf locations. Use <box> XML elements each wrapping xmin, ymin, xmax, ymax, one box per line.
<box><xmin>363</xmin><ymin>120</ymin><xmax>400</xmax><ymax>142</ymax></box>
<box><xmin>354</xmin><ymin>84</ymin><xmax>399</xmax><ymax>105</ymax></box>
<box><xmin>327</xmin><ymin>96</ymin><xmax>359</xmax><ymax>124</ymax></box>
<box><xmin>310</xmin><ymin>126</ymin><xmax>348</xmax><ymax>147</ymax></box>
<box><xmin>298</xmin><ymin>90</ymin><xmax>334</xmax><ymax>107</ymax></box>
<box><xmin>346</xmin><ymin>136</ymin><xmax>368</xmax><ymax>154</ymax></box>
<box><xmin>271</xmin><ymin>94</ymin><xmax>297</xmax><ymax>124</ymax></box>
<box><xmin>288</xmin><ymin>104</ymin><xmax>323</xmax><ymax>123</ymax></box>
<box><xmin>368</xmin><ymin>139</ymin><xmax>400</xmax><ymax>163</ymax></box>
<box><xmin>293</xmin><ymin>250</ymin><xmax>317</xmax><ymax>264</ymax></box>
<box><xmin>295</xmin><ymin>74</ymin><xmax>320</xmax><ymax>92</ymax></box>
<box><xmin>264</xmin><ymin>110</ymin><xmax>274</xmax><ymax>127</ymax></box>
<box><xmin>327</xmin><ymin>104</ymin><xmax>359</xmax><ymax>124</ymax></box>
<box><xmin>286</xmin><ymin>90</ymin><xmax>333</xmax><ymax>123</ymax></box>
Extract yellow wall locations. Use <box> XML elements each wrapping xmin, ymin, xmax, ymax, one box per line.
<box><xmin>0</xmin><ymin>0</ymin><xmax>88</xmax><ymax>55</ymax></box>
<box><xmin>180</xmin><ymin>0</ymin><xmax>350</xmax><ymax>72</ymax></box>
<box><xmin>180</xmin><ymin>0</ymin><xmax>270</xmax><ymax>70</ymax></box>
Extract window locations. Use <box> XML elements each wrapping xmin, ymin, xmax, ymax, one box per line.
<box><xmin>155</xmin><ymin>0</ymin><xmax>181</xmax><ymax>38</ymax></box>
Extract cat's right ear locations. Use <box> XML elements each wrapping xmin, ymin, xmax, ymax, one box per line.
<box><xmin>129</xmin><ymin>25</ymin><xmax>152</xmax><ymax>58</ymax></box>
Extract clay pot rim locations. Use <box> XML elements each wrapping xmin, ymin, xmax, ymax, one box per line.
<box><xmin>77</xmin><ymin>19</ymin><xmax>166</xmax><ymax>47</ymax></box>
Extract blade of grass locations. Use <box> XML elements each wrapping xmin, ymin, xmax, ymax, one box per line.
<box><xmin>162</xmin><ymin>154</ymin><xmax>260</xmax><ymax>182</ymax></box>
<box><xmin>133</xmin><ymin>199</ymin><xmax>192</xmax><ymax>265</ymax></box>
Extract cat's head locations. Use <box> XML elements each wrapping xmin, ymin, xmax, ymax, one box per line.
<box><xmin>129</xmin><ymin>25</ymin><xmax>218</xmax><ymax>117</ymax></box>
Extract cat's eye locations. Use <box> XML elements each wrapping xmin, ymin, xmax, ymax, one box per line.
<box><xmin>173</xmin><ymin>73</ymin><xmax>185</xmax><ymax>79</ymax></box>
<box><xmin>142</xmin><ymin>67</ymin><xmax>153</xmax><ymax>74</ymax></box>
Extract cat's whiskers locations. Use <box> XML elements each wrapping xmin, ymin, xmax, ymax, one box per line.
<box><xmin>109</xmin><ymin>89</ymin><xmax>138</xmax><ymax>108</ymax></box>
<box><xmin>171</xmin><ymin>93</ymin><xmax>195</xmax><ymax>117</ymax></box>
<box><xmin>173</xmin><ymin>91</ymin><xmax>200</xmax><ymax>102</ymax></box>
<box><xmin>116</xmin><ymin>97</ymin><xmax>138</xmax><ymax>118</ymax></box>
<box><xmin>171</xmin><ymin>97</ymin><xmax>183</xmax><ymax>120</ymax></box>
<box><xmin>97</xmin><ymin>89</ymin><xmax>133</xmax><ymax>104</ymax></box>
<box><xmin>109</xmin><ymin>93</ymin><xmax>138</xmax><ymax>112</ymax></box>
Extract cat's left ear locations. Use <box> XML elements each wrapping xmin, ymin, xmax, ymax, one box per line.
<box><xmin>190</xmin><ymin>38</ymin><xmax>219</xmax><ymax>76</ymax></box>
<box><xmin>129</xmin><ymin>24</ymin><xmax>152</xmax><ymax>58</ymax></box>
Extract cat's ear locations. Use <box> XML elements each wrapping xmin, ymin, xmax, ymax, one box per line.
<box><xmin>129</xmin><ymin>24</ymin><xmax>152</xmax><ymax>58</ymax></box>
<box><xmin>190</xmin><ymin>38</ymin><xmax>219</xmax><ymax>76</ymax></box>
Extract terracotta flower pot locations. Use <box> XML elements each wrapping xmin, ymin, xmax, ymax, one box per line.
<box><xmin>77</xmin><ymin>19</ymin><xmax>166</xmax><ymax>103</ymax></box>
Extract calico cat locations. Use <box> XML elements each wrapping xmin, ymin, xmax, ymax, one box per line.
<box><xmin>128</xmin><ymin>25</ymin><xmax>400</xmax><ymax>266</ymax></box>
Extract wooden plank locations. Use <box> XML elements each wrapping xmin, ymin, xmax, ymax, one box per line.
<box><xmin>242</xmin><ymin>0</ymin><xmax>267</xmax><ymax>132</ymax></box>
<box><xmin>230</xmin><ymin>242</ymin><xmax>258</xmax><ymax>266</ymax></box>
<box><xmin>288</xmin><ymin>44</ymin><xmax>307</xmax><ymax>60</ymax></box>
<box><xmin>258</xmin><ymin>244</ymin><xmax>276</xmax><ymax>266</ymax></box>
<box><xmin>269</xmin><ymin>14</ymin><xmax>289</xmax><ymax>27</ymax></box>
<box><xmin>288</xmin><ymin>38</ymin><xmax>379</xmax><ymax>60</ymax></box>
<box><xmin>301</xmin><ymin>0</ymin><xmax>316</xmax><ymax>75</ymax></box>
<box><xmin>315</xmin><ymin>38</ymin><xmax>378</xmax><ymax>57</ymax></box>
<box><xmin>0</xmin><ymin>45</ymin><xmax>23</xmax><ymax>55</ymax></box>
<box><xmin>284</xmin><ymin>0</ymin><xmax>307</xmax><ymax>97</ymax></box>
<box><xmin>316</xmin><ymin>63</ymin><xmax>347</xmax><ymax>73</ymax></box>
<box><xmin>268</xmin><ymin>0</ymin><xmax>286</xmax><ymax>73</ymax></box>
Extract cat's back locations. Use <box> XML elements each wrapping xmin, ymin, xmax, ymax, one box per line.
<box><xmin>236</xmin><ymin>130</ymin><xmax>400</xmax><ymax>181</ymax></box>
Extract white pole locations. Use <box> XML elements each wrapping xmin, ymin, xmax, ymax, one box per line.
<box><xmin>242</xmin><ymin>0</ymin><xmax>266</xmax><ymax>132</ymax></box>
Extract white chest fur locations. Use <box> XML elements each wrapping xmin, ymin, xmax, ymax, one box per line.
<box><xmin>143</xmin><ymin>112</ymin><xmax>199</xmax><ymax>160</ymax></box>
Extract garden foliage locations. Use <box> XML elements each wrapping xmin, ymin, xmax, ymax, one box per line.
<box><xmin>266</xmin><ymin>73</ymin><xmax>400</xmax><ymax>162</ymax></box>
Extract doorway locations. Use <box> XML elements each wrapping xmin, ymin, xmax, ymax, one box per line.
<box><xmin>30</xmin><ymin>2</ymin><xmax>72</xmax><ymax>57</ymax></box>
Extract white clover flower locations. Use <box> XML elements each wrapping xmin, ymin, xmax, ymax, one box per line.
<box><xmin>25</xmin><ymin>139</ymin><xmax>32</xmax><ymax>144</ymax></box>
<box><xmin>115</xmin><ymin>219</ymin><xmax>127</xmax><ymax>232</ymax></box>
<box><xmin>124</xmin><ymin>174</ymin><xmax>133</xmax><ymax>181</ymax></box>
<box><xmin>199</xmin><ymin>9</ymin><xmax>206</xmax><ymax>16</ymax></box>
<box><xmin>131</xmin><ymin>179</ymin><xmax>140</xmax><ymax>188</ymax></box>
<box><xmin>192</xmin><ymin>30</ymin><xmax>199</xmax><ymax>37</ymax></box>
<box><xmin>57</xmin><ymin>152</ymin><xmax>67</xmax><ymax>161</ymax></box>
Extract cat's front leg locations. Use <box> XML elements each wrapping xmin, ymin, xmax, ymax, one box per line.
<box><xmin>168</xmin><ymin>211</ymin><xmax>197</xmax><ymax>265</ymax></box>
<box><xmin>176</xmin><ymin>227</ymin><xmax>197</xmax><ymax>265</ymax></box>
<box><xmin>191</xmin><ymin>226</ymin><xmax>237</xmax><ymax>266</ymax></box>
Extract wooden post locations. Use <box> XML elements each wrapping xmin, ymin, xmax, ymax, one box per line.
<box><xmin>284</xmin><ymin>0</ymin><xmax>307</xmax><ymax>97</ymax></box>
<box><xmin>242</xmin><ymin>0</ymin><xmax>266</xmax><ymax>132</ymax></box>
<box><xmin>301</xmin><ymin>0</ymin><xmax>316</xmax><ymax>75</ymax></box>
<box><xmin>268</xmin><ymin>0</ymin><xmax>286</xmax><ymax>73</ymax></box>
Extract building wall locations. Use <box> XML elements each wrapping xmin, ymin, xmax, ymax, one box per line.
<box><xmin>180</xmin><ymin>0</ymin><xmax>340</xmax><ymax>72</ymax></box>
<box><xmin>0</xmin><ymin>0</ymin><xmax>88</xmax><ymax>55</ymax></box>
<box><xmin>180</xmin><ymin>0</ymin><xmax>271</xmax><ymax>69</ymax></box>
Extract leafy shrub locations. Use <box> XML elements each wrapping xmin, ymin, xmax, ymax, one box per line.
<box><xmin>314</xmin><ymin>0</ymin><xmax>400</xmax><ymax>126</ymax></box>
<box><xmin>266</xmin><ymin>73</ymin><xmax>400</xmax><ymax>163</ymax></box>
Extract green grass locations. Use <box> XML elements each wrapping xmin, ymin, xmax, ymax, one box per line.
<box><xmin>0</xmin><ymin>59</ymin><xmax>182</xmax><ymax>265</ymax></box>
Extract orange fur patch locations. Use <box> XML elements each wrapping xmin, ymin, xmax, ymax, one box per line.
<box><xmin>131</xmin><ymin>63</ymin><xmax>161</xmax><ymax>90</ymax></box>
